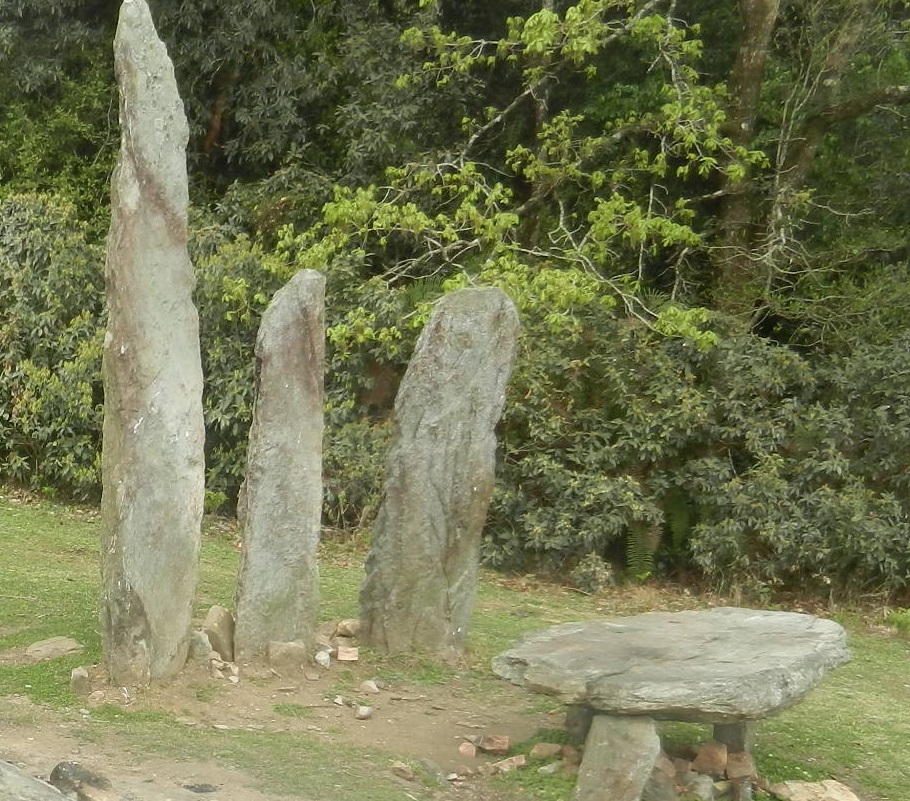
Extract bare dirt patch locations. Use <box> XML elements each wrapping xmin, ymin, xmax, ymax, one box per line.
<box><xmin>0</xmin><ymin>651</ymin><xmax>558</xmax><ymax>801</ymax></box>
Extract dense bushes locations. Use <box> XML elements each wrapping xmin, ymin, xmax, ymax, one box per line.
<box><xmin>2</xmin><ymin>192</ymin><xmax>910</xmax><ymax>595</ymax></box>
<box><xmin>0</xmin><ymin>195</ymin><xmax>105</xmax><ymax>496</ymax></box>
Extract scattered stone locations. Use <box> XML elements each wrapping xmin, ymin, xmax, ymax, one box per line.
<box><xmin>445</xmin><ymin>772</ymin><xmax>460</xmax><ymax>782</ymax></box>
<box><xmin>100</xmin><ymin>0</ymin><xmax>205</xmax><ymax>685</ymax></box>
<box><xmin>334</xmin><ymin>619</ymin><xmax>361</xmax><ymax>638</ymax></box>
<box><xmin>390</xmin><ymin>762</ymin><xmax>415</xmax><ymax>781</ymax></box>
<box><xmin>653</xmin><ymin>751</ymin><xmax>677</xmax><ymax>780</ymax></box>
<box><xmin>49</xmin><ymin>761</ymin><xmax>116</xmax><ymax>801</ymax></box>
<box><xmin>202</xmin><ymin>606</ymin><xmax>234</xmax><ymax>662</ymax></box>
<box><xmin>87</xmin><ymin>690</ymin><xmax>105</xmax><ymax>704</ymax></box>
<box><xmin>333</xmin><ymin>695</ymin><xmax>346</xmax><ymax>706</ymax></box>
<box><xmin>233</xmin><ymin>269</ymin><xmax>325</xmax><ymax>661</ymax></box>
<box><xmin>458</xmin><ymin>742</ymin><xmax>477</xmax><ymax>759</ymax></box>
<box><xmin>768</xmin><ymin>779</ymin><xmax>861</xmax><ymax>801</ymax></box>
<box><xmin>492</xmin><ymin>755</ymin><xmax>526</xmax><ymax>773</ymax></box>
<box><xmin>359</xmin><ymin>679</ymin><xmax>380</xmax><ymax>694</ymax></box>
<box><xmin>691</xmin><ymin>739</ymin><xmax>728</xmax><ymax>777</ymax></box>
<box><xmin>354</xmin><ymin>705</ymin><xmax>373</xmax><ymax>720</ymax></box>
<box><xmin>182</xmin><ymin>784</ymin><xmax>219</xmax><ymax>794</ymax></box>
<box><xmin>560</xmin><ymin>745</ymin><xmax>581</xmax><ymax>766</ymax></box>
<box><xmin>731</xmin><ymin>777</ymin><xmax>754</xmax><ymax>801</ymax></box>
<box><xmin>684</xmin><ymin>772</ymin><xmax>716</xmax><ymax>801</ymax></box>
<box><xmin>0</xmin><ymin>759</ymin><xmax>65</xmax><ymax>800</ymax></box>
<box><xmin>538</xmin><ymin>761</ymin><xmax>562</xmax><ymax>776</ymax></box>
<box><xmin>529</xmin><ymin>742</ymin><xmax>563</xmax><ymax>760</ymax></box>
<box><xmin>314</xmin><ymin>650</ymin><xmax>331</xmax><ymax>668</ymax></box>
<box><xmin>359</xmin><ymin>287</ymin><xmax>520</xmax><ymax>657</ymax></box>
<box><xmin>26</xmin><ymin>637</ymin><xmax>84</xmax><ymax>662</ymax></box>
<box><xmin>477</xmin><ymin>734</ymin><xmax>510</xmax><ymax>755</ymax></box>
<box><xmin>726</xmin><ymin>750</ymin><xmax>756</xmax><ymax>780</ymax></box>
<box><xmin>336</xmin><ymin>646</ymin><xmax>359</xmax><ymax>662</ymax></box>
<box><xmin>187</xmin><ymin>630</ymin><xmax>213</xmax><ymax>665</ymax></box>
<box><xmin>267</xmin><ymin>640</ymin><xmax>308</xmax><ymax>673</ymax></box>
<box><xmin>641</xmin><ymin>765</ymin><xmax>679</xmax><ymax>801</ymax></box>
<box><xmin>70</xmin><ymin>667</ymin><xmax>91</xmax><ymax>697</ymax></box>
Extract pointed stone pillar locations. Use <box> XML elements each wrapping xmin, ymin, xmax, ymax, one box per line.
<box><xmin>233</xmin><ymin>270</ymin><xmax>326</xmax><ymax>661</ymax></box>
<box><xmin>100</xmin><ymin>0</ymin><xmax>205</xmax><ymax>684</ymax></box>
<box><xmin>359</xmin><ymin>287</ymin><xmax>520</xmax><ymax>657</ymax></box>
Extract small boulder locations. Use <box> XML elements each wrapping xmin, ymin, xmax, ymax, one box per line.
<box><xmin>691</xmin><ymin>739</ymin><xmax>728</xmax><ymax>777</ymax></box>
<box><xmin>70</xmin><ymin>667</ymin><xmax>91</xmax><ymax>698</ymax></box>
<box><xmin>726</xmin><ymin>751</ymin><xmax>756</xmax><ymax>780</ymax></box>
<box><xmin>267</xmin><ymin>640</ymin><xmax>308</xmax><ymax>673</ymax></box>
<box><xmin>458</xmin><ymin>742</ymin><xmax>477</xmax><ymax>759</ymax></box>
<box><xmin>334</xmin><ymin>619</ymin><xmax>361</xmax><ymax>638</ymax></box>
<box><xmin>186</xmin><ymin>630</ymin><xmax>213</xmax><ymax>665</ymax></box>
<box><xmin>492</xmin><ymin>755</ymin><xmax>526</xmax><ymax>773</ymax></box>
<box><xmin>202</xmin><ymin>605</ymin><xmax>235</xmax><ymax>662</ymax></box>
<box><xmin>26</xmin><ymin>637</ymin><xmax>83</xmax><ymax>662</ymax></box>
<box><xmin>391</xmin><ymin>762</ymin><xmax>415</xmax><ymax>781</ymax></box>
<box><xmin>0</xmin><ymin>760</ymin><xmax>65</xmax><ymax>800</ymax></box>
<box><xmin>641</xmin><ymin>766</ymin><xmax>680</xmax><ymax>801</ymax></box>
<box><xmin>529</xmin><ymin>743</ymin><xmax>563</xmax><ymax>760</ymax></box>
<box><xmin>768</xmin><ymin>779</ymin><xmax>861</xmax><ymax>801</ymax></box>
<box><xmin>477</xmin><ymin>734</ymin><xmax>510</xmax><ymax>755</ymax></box>
<box><xmin>49</xmin><ymin>762</ymin><xmax>116</xmax><ymax>801</ymax></box>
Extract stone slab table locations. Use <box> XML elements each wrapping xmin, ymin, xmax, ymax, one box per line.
<box><xmin>492</xmin><ymin>607</ymin><xmax>850</xmax><ymax>801</ymax></box>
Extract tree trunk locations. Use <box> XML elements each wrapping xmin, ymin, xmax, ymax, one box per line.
<box><xmin>714</xmin><ymin>0</ymin><xmax>780</xmax><ymax>317</ymax></box>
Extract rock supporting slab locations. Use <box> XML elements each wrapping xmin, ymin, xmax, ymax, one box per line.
<box><xmin>492</xmin><ymin>607</ymin><xmax>849</xmax><ymax>722</ymax></box>
<box><xmin>100</xmin><ymin>0</ymin><xmax>205</xmax><ymax>684</ymax></box>
<box><xmin>233</xmin><ymin>270</ymin><xmax>325</xmax><ymax>660</ymax></box>
<box><xmin>359</xmin><ymin>287</ymin><xmax>520</xmax><ymax>656</ymax></box>
<box><xmin>574</xmin><ymin>715</ymin><xmax>660</xmax><ymax>801</ymax></box>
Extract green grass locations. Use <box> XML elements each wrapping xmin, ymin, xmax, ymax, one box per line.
<box><xmin>2</xmin><ymin>492</ymin><xmax>909</xmax><ymax>800</ymax></box>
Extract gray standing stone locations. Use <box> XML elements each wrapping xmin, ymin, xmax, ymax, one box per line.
<box><xmin>573</xmin><ymin>715</ymin><xmax>660</xmax><ymax>801</ymax></box>
<box><xmin>100</xmin><ymin>0</ymin><xmax>205</xmax><ymax>684</ymax></box>
<box><xmin>359</xmin><ymin>287</ymin><xmax>519</xmax><ymax>657</ymax></box>
<box><xmin>233</xmin><ymin>270</ymin><xmax>325</xmax><ymax>660</ymax></box>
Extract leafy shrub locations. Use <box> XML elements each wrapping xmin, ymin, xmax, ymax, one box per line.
<box><xmin>0</xmin><ymin>194</ymin><xmax>105</xmax><ymax>497</ymax></box>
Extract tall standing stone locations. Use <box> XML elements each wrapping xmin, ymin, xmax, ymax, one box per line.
<box><xmin>100</xmin><ymin>0</ymin><xmax>205</xmax><ymax>684</ymax></box>
<box><xmin>234</xmin><ymin>270</ymin><xmax>326</xmax><ymax>661</ymax></box>
<box><xmin>359</xmin><ymin>287</ymin><xmax>520</xmax><ymax>657</ymax></box>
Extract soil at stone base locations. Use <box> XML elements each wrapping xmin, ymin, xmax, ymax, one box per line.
<box><xmin>0</xmin><ymin>653</ymin><xmax>558</xmax><ymax>801</ymax></box>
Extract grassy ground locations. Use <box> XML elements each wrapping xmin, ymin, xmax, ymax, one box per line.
<box><xmin>1</xmin><ymin>491</ymin><xmax>908</xmax><ymax>800</ymax></box>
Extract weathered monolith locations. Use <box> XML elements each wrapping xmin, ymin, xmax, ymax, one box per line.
<box><xmin>233</xmin><ymin>270</ymin><xmax>326</xmax><ymax>661</ymax></box>
<box><xmin>100</xmin><ymin>0</ymin><xmax>205</xmax><ymax>684</ymax></box>
<box><xmin>359</xmin><ymin>287</ymin><xmax>520</xmax><ymax>657</ymax></box>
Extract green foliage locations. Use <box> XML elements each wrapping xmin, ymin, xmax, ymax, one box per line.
<box><xmin>0</xmin><ymin>195</ymin><xmax>105</xmax><ymax>497</ymax></box>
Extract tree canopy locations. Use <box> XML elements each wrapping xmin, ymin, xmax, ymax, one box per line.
<box><xmin>2</xmin><ymin>0</ymin><xmax>910</xmax><ymax>597</ymax></box>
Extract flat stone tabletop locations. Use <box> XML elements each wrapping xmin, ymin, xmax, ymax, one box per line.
<box><xmin>492</xmin><ymin>607</ymin><xmax>849</xmax><ymax>723</ymax></box>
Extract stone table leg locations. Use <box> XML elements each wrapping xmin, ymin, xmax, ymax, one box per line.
<box><xmin>572</xmin><ymin>714</ymin><xmax>660</xmax><ymax>801</ymax></box>
<box><xmin>713</xmin><ymin>721</ymin><xmax>756</xmax><ymax>753</ymax></box>
<box><xmin>714</xmin><ymin>722</ymin><xmax>756</xmax><ymax>801</ymax></box>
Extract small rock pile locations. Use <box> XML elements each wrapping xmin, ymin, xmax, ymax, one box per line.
<box><xmin>417</xmin><ymin>730</ymin><xmax>864</xmax><ymax>801</ymax></box>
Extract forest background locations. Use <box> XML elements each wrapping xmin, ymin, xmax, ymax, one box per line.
<box><xmin>2</xmin><ymin>0</ymin><xmax>910</xmax><ymax>599</ymax></box>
